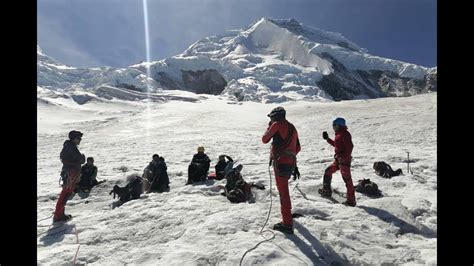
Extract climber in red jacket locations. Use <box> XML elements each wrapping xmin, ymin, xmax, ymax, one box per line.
<box><xmin>319</xmin><ymin>117</ymin><xmax>356</xmax><ymax>206</ymax></box>
<box><xmin>262</xmin><ymin>107</ymin><xmax>301</xmax><ymax>234</ymax></box>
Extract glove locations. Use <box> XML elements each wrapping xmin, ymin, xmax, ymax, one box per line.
<box><xmin>292</xmin><ymin>166</ymin><xmax>300</xmax><ymax>181</ymax></box>
<box><xmin>322</xmin><ymin>131</ymin><xmax>329</xmax><ymax>140</ymax></box>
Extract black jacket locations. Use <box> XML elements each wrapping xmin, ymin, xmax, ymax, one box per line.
<box><xmin>81</xmin><ymin>165</ymin><xmax>98</xmax><ymax>181</ymax></box>
<box><xmin>191</xmin><ymin>153</ymin><xmax>211</xmax><ymax>171</ymax></box>
<box><xmin>145</xmin><ymin>158</ymin><xmax>170</xmax><ymax>187</ymax></box>
<box><xmin>215</xmin><ymin>156</ymin><xmax>233</xmax><ymax>179</ymax></box>
<box><xmin>60</xmin><ymin>140</ymin><xmax>85</xmax><ymax>170</ymax></box>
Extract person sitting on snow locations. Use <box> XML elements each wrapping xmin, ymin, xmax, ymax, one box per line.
<box><xmin>143</xmin><ymin>154</ymin><xmax>170</xmax><ymax>192</ymax></box>
<box><xmin>223</xmin><ymin>162</ymin><xmax>243</xmax><ymax>193</ymax></box>
<box><xmin>76</xmin><ymin>157</ymin><xmax>104</xmax><ymax>193</ymax></box>
<box><xmin>186</xmin><ymin>146</ymin><xmax>211</xmax><ymax>185</ymax></box>
<box><xmin>214</xmin><ymin>154</ymin><xmax>233</xmax><ymax>180</ymax></box>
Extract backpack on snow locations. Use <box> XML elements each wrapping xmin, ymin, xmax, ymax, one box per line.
<box><xmin>227</xmin><ymin>179</ymin><xmax>252</xmax><ymax>203</ymax></box>
<box><xmin>373</xmin><ymin>161</ymin><xmax>403</xmax><ymax>178</ymax></box>
<box><xmin>109</xmin><ymin>174</ymin><xmax>144</xmax><ymax>203</ymax></box>
<box><xmin>354</xmin><ymin>178</ymin><xmax>382</xmax><ymax>196</ymax></box>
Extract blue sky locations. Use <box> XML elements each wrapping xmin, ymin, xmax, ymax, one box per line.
<box><xmin>38</xmin><ymin>0</ymin><xmax>436</xmax><ymax>68</ymax></box>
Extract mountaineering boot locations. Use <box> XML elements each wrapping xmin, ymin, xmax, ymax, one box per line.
<box><xmin>53</xmin><ymin>213</ymin><xmax>72</xmax><ymax>223</ymax></box>
<box><xmin>319</xmin><ymin>175</ymin><xmax>332</xmax><ymax>197</ymax></box>
<box><xmin>318</xmin><ymin>187</ymin><xmax>332</xmax><ymax>197</ymax></box>
<box><xmin>342</xmin><ymin>200</ymin><xmax>356</xmax><ymax>207</ymax></box>
<box><xmin>273</xmin><ymin>222</ymin><xmax>294</xmax><ymax>234</ymax></box>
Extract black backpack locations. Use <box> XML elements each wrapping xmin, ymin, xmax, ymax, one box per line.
<box><xmin>227</xmin><ymin>179</ymin><xmax>252</xmax><ymax>203</ymax></box>
<box><xmin>373</xmin><ymin>161</ymin><xmax>402</xmax><ymax>178</ymax></box>
<box><xmin>110</xmin><ymin>175</ymin><xmax>144</xmax><ymax>203</ymax></box>
<box><xmin>355</xmin><ymin>179</ymin><xmax>381</xmax><ymax>196</ymax></box>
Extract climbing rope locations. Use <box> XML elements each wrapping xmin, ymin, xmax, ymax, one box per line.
<box><xmin>37</xmin><ymin>214</ymin><xmax>54</xmax><ymax>223</ymax></box>
<box><xmin>72</xmin><ymin>225</ymin><xmax>81</xmax><ymax>266</ymax></box>
<box><xmin>37</xmin><ymin>216</ymin><xmax>81</xmax><ymax>265</ymax></box>
<box><xmin>239</xmin><ymin>164</ymin><xmax>276</xmax><ymax>266</ymax></box>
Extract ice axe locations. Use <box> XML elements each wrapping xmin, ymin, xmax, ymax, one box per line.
<box><xmin>406</xmin><ymin>151</ymin><xmax>413</xmax><ymax>175</ymax></box>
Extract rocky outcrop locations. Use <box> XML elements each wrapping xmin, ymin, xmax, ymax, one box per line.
<box><xmin>156</xmin><ymin>72</ymin><xmax>182</xmax><ymax>91</ymax></box>
<box><xmin>181</xmin><ymin>69</ymin><xmax>227</xmax><ymax>95</ymax></box>
<box><xmin>317</xmin><ymin>53</ymin><xmax>437</xmax><ymax>101</ymax></box>
<box><xmin>116</xmin><ymin>83</ymin><xmax>142</xmax><ymax>92</ymax></box>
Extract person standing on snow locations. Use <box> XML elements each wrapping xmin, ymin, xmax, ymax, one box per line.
<box><xmin>53</xmin><ymin>130</ymin><xmax>85</xmax><ymax>222</ymax></box>
<box><xmin>262</xmin><ymin>107</ymin><xmax>301</xmax><ymax>234</ymax></box>
<box><xmin>319</xmin><ymin>117</ymin><xmax>357</xmax><ymax>206</ymax></box>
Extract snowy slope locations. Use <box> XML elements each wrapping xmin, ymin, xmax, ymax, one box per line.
<box><xmin>38</xmin><ymin>18</ymin><xmax>436</xmax><ymax>103</ymax></box>
<box><xmin>37</xmin><ymin>46</ymin><xmax>160</xmax><ymax>94</ymax></box>
<box><xmin>37</xmin><ymin>93</ymin><xmax>437</xmax><ymax>265</ymax></box>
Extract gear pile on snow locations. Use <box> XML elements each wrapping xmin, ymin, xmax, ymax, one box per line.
<box><xmin>373</xmin><ymin>161</ymin><xmax>403</xmax><ymax>178</ymax></box>
<box><xmin>354</xmin><ymin>179</ymin><xmax>382</xmax><ymax>197</ymax></box>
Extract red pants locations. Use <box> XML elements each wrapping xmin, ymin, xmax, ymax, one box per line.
<box><xmin>54</xmin><ymin>169</ymin><xmax>79</xmax><ymax>219</ymax></box>
<box><xmin>324</xmin><ymin>160</ymin><xmax>356</xmax><ymax>203</ymax></box>
<box><xmin>53</xmin><ymin>186</ymin><xmax>74</xmax><ymax>219</ymax></box>
<box><xmin>275</xmin><ymin>175</ymin><xmax>292</xmax><ymax>225</ymax></box>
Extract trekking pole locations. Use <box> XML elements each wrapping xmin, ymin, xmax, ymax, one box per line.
<box><xmin>407</xmin><ymin>151</ymin><xmax>414</xmax><ymax>175</ymax></box>
<box><xmin>406</xmin><ymin>151</ymin><xmax>410</xmax><ymax>174</ymax></box>
<box><xmin>406</xmin><ymin>152</ymin><xmax>408</xmax><ymax>173</ymax></box>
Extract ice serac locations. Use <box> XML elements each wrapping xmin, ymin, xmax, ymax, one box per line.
<box><xmin>37</xmin><ymin>18</ymin><xmax>436</xmax><ymax>103</ymax></box>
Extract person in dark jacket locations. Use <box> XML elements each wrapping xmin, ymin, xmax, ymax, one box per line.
<box><xmin>223</xmin><ymin>162</ymin><xmax>243</xmax><ymax>192</ymax></box>
<box><xmin>156</xmin><ymin>156</ymin><xmax>170</xmax><ymax>191</ymax></box>
<box><xmin>262</xmin><ymin>107</ymin><xmax>301</xmax><ymax>234</ymax></box>
<box><xmin>186</xmin><ymin>146</ymin><xmax>211</xmax><ymax>184</ymax></box>
<box><xmin>319</xmin><ymin>117</ymin><xmax>356</xmax><ymax>206</ymax></box>
<box><xmin>53</xmin><ymin>130</ymin><xmax>85</xmax><ymax>222</ymax></box>
<box><xmin>143</xmin><ymin>154</ymin><xmax>170</xmax><ymax>192</ymax></box>
<box><xmin>222</xmin><ymin>163</ymin><xmax>251</xmax><ymax>203</ymax></box>
<box><xmin>77</xmin><ymin>157</ymin><xmax>99</xmax><ymax>192</ymax></box>
<box><xmin>220</xmin><ymin>162</ymin><xmax>265</xmax><ymax>202</ymax></box>
<box><xmin>215</xmin><ymin>155</ymin><xmax>233</xmax><ymax>180</ymax></box>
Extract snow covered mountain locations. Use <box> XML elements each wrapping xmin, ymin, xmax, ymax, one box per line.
<box><xmin>37</xmin><ymin>18</ymin><xmax>436</xmax><ymax>103</ymax></box>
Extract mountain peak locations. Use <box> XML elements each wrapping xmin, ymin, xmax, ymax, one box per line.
<box><xmin>37</xmin><ymin>18</ymin><xmax>436</xmax><ymax>103</ymax></box>
<box><xmin>244</xmin><ymin>18</ymin><xmax>364</xmax><ymax>53</ymax></box>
